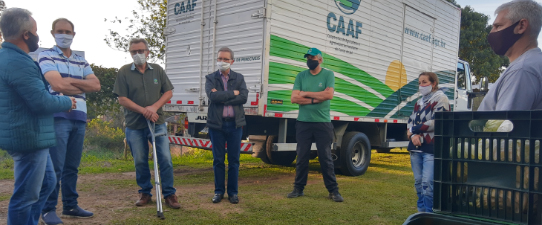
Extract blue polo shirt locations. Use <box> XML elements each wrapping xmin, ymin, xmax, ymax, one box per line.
<box><xmin>38</xmin><ymin>46</ymin><xmax>94</xmax><ymax>122</ymax></box>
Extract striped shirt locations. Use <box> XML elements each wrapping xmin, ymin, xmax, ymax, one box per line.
<box><xmin>221</xmin><ymin>72</ymin><xmax>234</xmax><ymax>118</ymax></box>
<box><xmin>38</xmin><ymin>46</ymin><xmax>94</xmax><ymax>122</ymax></box>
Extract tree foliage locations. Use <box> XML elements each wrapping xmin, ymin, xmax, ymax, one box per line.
<box><xmin>87</xmin><ymin>64</ymin><xmax>122</xmax><ymax>124</ymax></box>
<box><xmin>458</xmin><ymin>6</ymin><xmax>509</xmax><ymax>83</ymax></box>
<box><xmin>104</xmin><ymin>0</ymin><xmax>167</xmax><ymax>63</ymax></box>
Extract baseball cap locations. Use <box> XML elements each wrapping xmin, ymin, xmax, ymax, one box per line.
<box><xmin>304</xmin><ymin>48</ymin><xmax>322</xmax><ymax>58</ymax></box>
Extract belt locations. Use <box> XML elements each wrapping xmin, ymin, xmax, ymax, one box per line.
<box><xmin>223</xmin><ymin>117</ymin><xmax>235</xmax><ymax>122</ymax></box>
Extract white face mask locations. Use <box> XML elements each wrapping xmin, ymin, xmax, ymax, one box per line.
<box><xmin>419</xmin><ymin>85</ymin><xmax>433</xmax><ymax>96</ymax></box>
<box><xmin>132</xmin><ymin>53</ymin><xmax>147</xmax><ymax>65</ymax></box>
<box><xmin>54</xmin><ymin>34</ymin><xmax>74</xmax><ymax>49</ymax></box>
<box><xmin>217</xmin><ymin>61</ymin><xmax>231</xmax><ymax>72</ymax></box>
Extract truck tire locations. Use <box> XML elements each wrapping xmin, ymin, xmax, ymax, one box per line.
<box><xmin>376</xmin><ymin>148</ymin><xmax>392</xmax><ymax>153</ymax></box>
<box><xmin>339</xmin><ymin>132</ymin><xmax>371</xmax><ymax>176</ymax></box>
<box><xmin>265</xmin><ymin>135</ymin><xmax>297</xmax><ymax>166</ymax></box>
<box><xmin>249</xmin><ymin>135</ymin><xmax>272</xmax><ymax>164</ymax></box>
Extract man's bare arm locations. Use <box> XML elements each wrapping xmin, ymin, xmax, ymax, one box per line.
<box><xmin>69</xmin><ymin>74</ymin><xmax>101</xmax><ymax>93</ymax></box>
<box><xmin>291</xmin><ymin>90</ymin><xmax>322</xmax><ymax>105</ymax></box>
<box><xmin>299</xmin><ymin>87</ymin><xmax>334</xmax><ymax>101</ymax></box>
<box><xmin>44</xmin><ymin>71</ymin><xmax>84</xmax><ymax>95</ymax></box>
<box><xmin>118</xmin><ymin>96</ymin><xmax>157</xmax><ymax>121</ymax></box>
<box><xmin>145</xmin><ymin>90</ymin><xmax>173</xmax><ymax>114</ymax></box>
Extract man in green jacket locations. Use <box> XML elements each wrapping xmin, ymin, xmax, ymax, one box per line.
<box><xmin>0</xmin><ymin>8</ymin><xmax>76</xmax><ymax>225</ymax></box>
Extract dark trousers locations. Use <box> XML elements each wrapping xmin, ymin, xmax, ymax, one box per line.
<box><xmin>209</xmin><ymin>120</ymin><xmax>242</xmax><ymax>196</ymax></box>
<box><xmin>294</xmin><ymin>121</ymin><xmax>338</xmax><ymax>193</ymax></box>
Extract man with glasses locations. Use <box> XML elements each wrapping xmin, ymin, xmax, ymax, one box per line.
<box><xmin>205</xmin><ymin>47</ymin><xmax>248</xmax><ymax>204</ymax></box>
<box><xmin>113</xmin><ymin>38</ymin><xmax>180</xmax><ymax>209</ymax></box>
<box><xmin>38</xmin><ymin>18</ymin><xmax>100</xmax><ymax>224</ymax></box>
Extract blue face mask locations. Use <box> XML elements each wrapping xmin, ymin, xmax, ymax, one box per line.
<box><xmin>54</xmin><ymin>34</ymin><xmax>74</xmax><ymax>48</ymax></box>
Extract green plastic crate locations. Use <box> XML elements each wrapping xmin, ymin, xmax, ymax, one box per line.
<box><xmin>432</xmin><ymin>111</ymin><xmax>542</xmax><ymax>225</ymax></box>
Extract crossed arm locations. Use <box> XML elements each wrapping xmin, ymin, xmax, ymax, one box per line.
<box><xmin>44</xmin><ymin>71</ymin><xmax>101</xmax><ymax>95</ymax></box>
<box><xmin>291</xmin><ymin>87</ymin><xmax>334</xmax><ymax>105</ymax></box>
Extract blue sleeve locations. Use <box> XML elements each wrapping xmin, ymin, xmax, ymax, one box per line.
<box><xmin>10</xmin><ymin>65</ymin><xmax>72</xmax><ymax>114</ymax></box>
<box><xmin>83</xmin><ymin>60</ymin><xmax>93</xmax><ymax>77</ymax></box>
<box><xmin>38</xmin><ymin>51</ymin><xmax>58</xmax><ymax>75</ymax></box>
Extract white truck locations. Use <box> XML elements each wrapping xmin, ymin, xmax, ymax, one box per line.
<box><xmin>163</xmin><ymin>0</ymin><xmax>483</xmax><ymax>176</ymax></box>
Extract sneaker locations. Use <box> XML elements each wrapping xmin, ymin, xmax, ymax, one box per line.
<box><xmin>287</xmin><ymin>188</ymin><xmax>304</xmax><ymax>198</ymax></box>
<box><xmin>329</xmin><ymin>191</ymin><xmax>344</xmax><ymax>202</ymax></box>
<box><xmin>61</xmin><ymin>206</ymin><xmax>94</xmax><ymax>218</ymax></box>
<box><xmin>41</xmin><ymin>211</ymin><xmax>63</xmax><ymax>225</ymax></box>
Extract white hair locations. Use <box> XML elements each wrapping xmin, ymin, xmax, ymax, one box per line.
<box><xmin>495</xmin><ymin>0</ymin><xmax>542</xmax><ymax>38</ymax></box>
<box><xmin>0</xmin><ymin>8</ymin><xmax>33</xmax><ymax>41</ymax></box>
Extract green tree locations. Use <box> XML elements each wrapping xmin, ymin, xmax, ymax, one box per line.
<box><xmin>456</xmin><ymin>6</ymin><xmax>509</xmax><ymax>83</ymax></box>
<box><xmin>87</xmin><ymin>64</ymin><xmax>123</xmax><ymax>126</ymax></box>
<box><xmin>104</xmin><ymin>0</ymin><xmax>167</xmax><ymax>63</ymax></box>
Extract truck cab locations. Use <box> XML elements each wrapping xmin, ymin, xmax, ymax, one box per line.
<box><xmin>455</xmin><ymin>59</ymin><xmax>486</xmax><ymax>111</ymax></box>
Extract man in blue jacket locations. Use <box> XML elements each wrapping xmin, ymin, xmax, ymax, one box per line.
<box><xmin>0</xmin><ymin>8</ymin><xmax>76</xmax><ymax>225</ymax></box>
<box><xmin>205</xmin><ymin>47</ymin><xmax>248</xmax><ymax>204</ymax></box>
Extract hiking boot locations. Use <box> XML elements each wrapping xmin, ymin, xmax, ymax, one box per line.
<box><xmin>61</xmin><ymin>206</ymin><xmax>94</xmax><ymax>218</ymax></box>
<box><xmin>329</xmin><ymin>191</ymin><xmax>344</xmax><ymax>202</ymax></box>
<box><xmin>41</xmin><ymin>210</ymin><xmax>63</xmax><ymax>225</ymax></box>
<box><xmin>135</xmin><ymin>193</ymin><xmax>152</xmax><ymax>206</ymax></box>
<box><xmin>287</xmin><ymin>188</ymin><xmax>304</xmax><ymax>198</ymax></box>
<box><xmin>165</xmin><ymin>195</ymin><xmax>181</xmax><ymax>209</ymax></box>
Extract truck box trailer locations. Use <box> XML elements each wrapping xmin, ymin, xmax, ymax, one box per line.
<box><xmin>163</xmin><ymin>0</ymin><xmax>481</xmax><ymax>176</ymax></box>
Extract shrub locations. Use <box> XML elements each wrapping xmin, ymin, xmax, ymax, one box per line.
<box><xmin>84</xmin><ymin>119</ymin><xmax>125</xmax><ymax>152</ymax></box>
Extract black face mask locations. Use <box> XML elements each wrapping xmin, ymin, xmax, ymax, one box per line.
<box><xmin>23</xmin><ymin>31</ymin><xmax>40</xmax><ymax>52</ymax></box>
<box><xmin>487</xmin><ymin>20</ymin><xmax>523</xmax><ymax>55</ymax></box>
<box><xmin>307</xmin><ymin>59</ymin><xmax>319</xmax><ymax>70</ymax></box>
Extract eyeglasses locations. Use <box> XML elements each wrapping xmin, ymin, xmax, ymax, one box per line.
<box><xmin>130</xmin><ymin>49</ymin><xmax>147</xmax><ymax>55</ymax></box>
<box><xmin>217</xmin><ymin>58</ymin><xmax>232</xmax><ymax>62</ymax></box>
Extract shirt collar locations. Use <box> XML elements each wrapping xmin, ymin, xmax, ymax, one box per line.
<box><xmin>131</xmin><ymin>63</ymin><xmax>154</xmax><ymax>71</ymax></box>
<box><xmin>52</xmin><ymin>45</ymin><xmax>71</xmax><ymax>58</ymax></box>
<box><xmin>219</xmin><ymin>70</ymin><xmax>230</xmax><ymax>78</ymax></box>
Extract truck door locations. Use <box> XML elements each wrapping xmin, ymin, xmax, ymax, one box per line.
<box><xmin>396</xmin><ymin>5</ymin><xmax>436</xmax><ymax>117</ymax></box>
<box><xmin>454</xmin><ymin>60</ymin><xmax>472</xmax><ymax>111</ymax></box>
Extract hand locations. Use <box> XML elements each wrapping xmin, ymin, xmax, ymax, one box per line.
<box><xmin>150</xmin><ymin>112</ymin><xmax>159</xmax><ymax>122</ymax></box>
<box><xmin>234</xmin><ymin>90</ymin><xmax>239</xmax><ymax>95</ymax></box>
<box><xmin>145</xmin><ymin>105</ymin><xmax>158</xmax><ymax>113</ymax></box>
<box><xmin>411</xmin><ymin>135</ymin><xmax>422</xmax><ymax>146</ymax></box>
<box><xmin>69</xmin><ymin>97</ymin><xmax>77</xmax><ymax>110</ymax></box>
<box><xmin>211</xmin><ymin>88</ymin><xmax>217</xmax><ymax>92</ymax></box>
<box><xmin>141</xmin><ymin>108</ymin><xmax>154</xmax><ymax>120</ymax></box>
<box><xmin>407</xmin><ymin>130</ymin><xmax>412</xmax><ymax>138</ymax></box>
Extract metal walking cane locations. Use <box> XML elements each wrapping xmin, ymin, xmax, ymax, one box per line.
<box><xmin>147</xmin><ymin>119</ymin><xmax>166</xmax><ymax>220</ymax></box>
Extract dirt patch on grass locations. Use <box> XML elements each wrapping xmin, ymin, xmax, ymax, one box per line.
<box><xmin>0</xmin><ymin>164</ymin><xmax>307</xmax><ymax>224</ymax></box>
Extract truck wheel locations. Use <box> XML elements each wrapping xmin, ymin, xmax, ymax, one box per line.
<box><xmin>266</xmin><ymin>135</ymin><xmax>297</xmax><ymax>166</ymax></box>
<box><xmin>339</xmin><ymin>132</ymin><xmax>371</xmax><ymax>176</ymax></box>
<box><xmin>376</xmin><ymin>148</ymin><xmax>392</xmax><ymax>153</ymax></box>
<box><xmin>249</xmin><ymin>135</ymin><xmax>272</xmax><ymax>164</ymax></box>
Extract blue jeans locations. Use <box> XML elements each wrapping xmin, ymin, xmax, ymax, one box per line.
<box><xmin>410</xmin><ymin>151</ymin><xmax>434</xmax><ymax>212</ymax></box>
<box><xmin>209</xmin><ymin>121</ymin><xmax>242</xmax><ymax>196</ymax></box>
<box><xmin>126</xmin><ymin>123</ymin><xmax>176</xmax><ymax>198</ymax></box>
<box><xmin>43</xmin><ymin>118</ymin><xmax>86</xmax><ymax>213</ymax></box>
<box><xmin>8</xmin><ymin>149</ymin><xmax>56</xmax><ymax>225</ymax></box>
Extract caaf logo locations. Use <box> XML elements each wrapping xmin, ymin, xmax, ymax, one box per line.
<box><xmin>175</xmin><ymin>0</ymin><xmax>197</xmax><ymax>15</ymax></box>
<box><xmin>335</xmin><ymin>0</ymin><xmax>361</xmax><ymax>15</ymax></box>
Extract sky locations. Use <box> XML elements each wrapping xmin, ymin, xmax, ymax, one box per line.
<box><xmin>3</xmin><ymin>0</ymin><xmax>542</xmax><ymax>69</ymax></box>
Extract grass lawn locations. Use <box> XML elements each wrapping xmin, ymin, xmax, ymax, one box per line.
<box><xmin>0</xmin><ymin>148</ymin><xmax>417</xmax><ymax>224</ymax></box>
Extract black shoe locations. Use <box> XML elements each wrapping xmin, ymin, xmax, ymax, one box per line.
<box><xmin>329</xmin><ymin>191</ymin><xmax>344</xmax><ymax>202</ymax></box>
<box><xmin>287</xmin><ymin>188</ymin><xmax>304</xmax><ymax>198</ymax></box>
<box><xmin>228</xmin><ymin>194</ymin><xmax>239</xmax><ymax>204</ymax></box>
<box><xmin>212</xmin><ymin>194</ymin><xmax>224</xmax><ymax>203</ymax></box>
